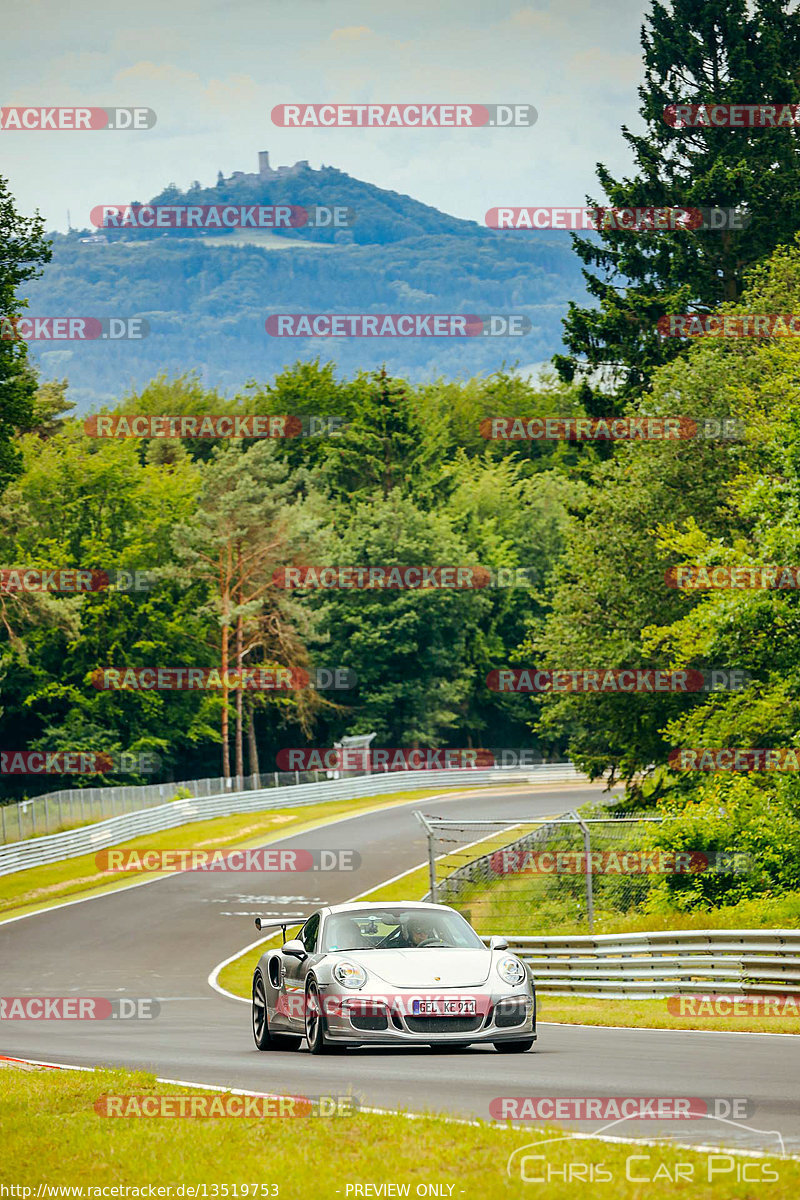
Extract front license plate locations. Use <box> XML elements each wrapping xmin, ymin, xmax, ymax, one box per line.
<box><xmin>412</xmin><ymin>999</ymin><xmax>477</xmax><ymax>1015</ymax></box>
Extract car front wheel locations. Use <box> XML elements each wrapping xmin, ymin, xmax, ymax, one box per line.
<box><xmin>305</xmin><ymin>980</ymin><xmax>338</xmax><ymax>1054</ymax></box>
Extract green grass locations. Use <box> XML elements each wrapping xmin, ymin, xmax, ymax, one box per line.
<box><xmin>2</xmin><ymin>1063</ymin><xmax>797</xmax><ymax>1198</ymax></box>
<box><xmin>457</xmin><ymin>885</ymin><xmax>800</xmax><ymax>936</ymax></box>
<box><xmin>0</xmin><ymin>788</ymin><xmax>474</xmax><ymax>922</ymax></box>
<box><xmin>539</xmin><ymin>995</ymin><xmax>800</xmax><ymax>1034</ymax></box>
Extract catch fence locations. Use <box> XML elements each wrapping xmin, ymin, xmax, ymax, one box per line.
<box><xmin>418</xmin><ymin>809</ymin><xmax>676</xmax><ymax>933</ymax></box>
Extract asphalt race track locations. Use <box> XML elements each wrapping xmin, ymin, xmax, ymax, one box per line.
<box><xmin>2</xmin><ymin>783</ymin><xmax>798</xmax><ymax>1156</ymax></box>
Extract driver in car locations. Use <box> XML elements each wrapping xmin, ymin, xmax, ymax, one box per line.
<box><xmin>405</xmin><ymin>915</ymin><xmax>436</xmax><ymax>946</ymax></box>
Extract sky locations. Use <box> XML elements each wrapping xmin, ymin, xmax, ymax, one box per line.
<box><xmin>0</xmin><ymin>0</ymin><xmax>650</xmax><ymax>232</ymax></box>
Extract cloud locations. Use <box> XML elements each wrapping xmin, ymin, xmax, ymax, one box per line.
<box><xmin>567</xmin><ymin>47</ymin><xmax>642</xmax><ymax>87</ymax></box>
<box><xmin>331</xmin><ymin>26</ymin><xmax>373</xmax><ymax>40</ymax></box>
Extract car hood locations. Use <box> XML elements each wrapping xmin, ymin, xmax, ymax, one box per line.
<box><xmin>339</xmin><ymin>948</ymin><xmax>492</xmax><ymax>988</ymax></box>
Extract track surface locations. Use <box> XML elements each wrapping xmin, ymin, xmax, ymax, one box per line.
<box><xmin>2</xmin><ymin>784</ymin><xmax>798</xmax><ymax>1155</ymax></box>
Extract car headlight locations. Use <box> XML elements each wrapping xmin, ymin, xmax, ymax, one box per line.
<box><xmin>332</xmin><ymin>961</ymin><xmax>367</xmax><ymax>989</ymax></box>
<box><xmin>497</xmin><ymin>955</ymin><xmax>527</xmax><ymax>986</ymax></box>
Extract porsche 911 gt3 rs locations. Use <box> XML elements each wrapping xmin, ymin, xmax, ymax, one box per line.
<box><xmin>251</xmin><ymin>901</ymin><xmax>536</xmax><ymax>1054</ymax></box>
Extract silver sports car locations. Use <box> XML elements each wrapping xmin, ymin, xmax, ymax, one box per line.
<box><xmin>251</xmin><ymin>901</ymin><xmax>536</xmax><ymax>1054</ymax></box>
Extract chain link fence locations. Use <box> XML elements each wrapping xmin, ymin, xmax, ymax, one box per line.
<box><xmin>0</xmin><ymin>769</ymin><xmax>337</xmax><ymax>844</ymax></box>
<box><xmin>417</xmin><ymin>808</ymin><xmax>668</xmax><ymax>934</ymax></box>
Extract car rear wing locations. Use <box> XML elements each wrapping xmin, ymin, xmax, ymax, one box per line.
<box><xmin>254</xmin><ymin>917</ymin><xmax>310</xmax><ymax>943</ymax></box>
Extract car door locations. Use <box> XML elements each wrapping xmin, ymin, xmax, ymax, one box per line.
<box><xmin>281</xmin><ymin>912</ymin><xmax>321</xmax><ymax>1030</ymax></box>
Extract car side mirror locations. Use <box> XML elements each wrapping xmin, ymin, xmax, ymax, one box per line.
<box><xmin>489</xmin><ymin>936</ymin><xmax>509</xmax><ymax>950</ymax></box>
<box><xmin>281</xmin><ymin>939</ymin><xmax>307</xmax><ymax>959</ymax></box>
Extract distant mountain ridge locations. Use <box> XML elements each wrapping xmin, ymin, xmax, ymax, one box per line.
<box><xmin>86</xmin><ymin>150</ymin><xmax>485</xmax><ymax>246</ymax></box>
<box><xmin>28</xmin><ymin>153</ymin><xmax>588</xmax><ymax>408</ymax></box>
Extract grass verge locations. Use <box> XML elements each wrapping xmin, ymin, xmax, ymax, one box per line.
<box><xmin>538</xmin><ymin>995</ymin><xmax>800</xmax><ymax>1034</ymax></box>
<box><xmin>0</xmin><ymin>1062</ymin><xmax>796</xmax><ymax>1198</ymax></box>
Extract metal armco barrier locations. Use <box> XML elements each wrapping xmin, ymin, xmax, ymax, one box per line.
<box><xmin>0</xmin><ymin>763</ymin><xmax>584</xmax><ymax>876</ymax></box>
<box><xmin>493</xmin><ymin>930</ymin><xmax>800</xmax><ymax>998</ymax></box>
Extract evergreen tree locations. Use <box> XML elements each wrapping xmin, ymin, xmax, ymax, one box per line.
<box><xmin>554</xmin><ymin>0</ymin><xmax>800</xmax><ymax>412</ymax></box>
<box><xmin>0</xmin><ymin>175</ymin><xmax>51</xmax><ymax>494</ymax></box>
<box><xmin>321</xmin><ymin>368</ymin><xmax>443</xmax><ymax>503</ymax></box>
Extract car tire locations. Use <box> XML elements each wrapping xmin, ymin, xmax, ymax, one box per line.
<box><xmin>305</xmin><ymin>979</ymin><xmax>337</xmax><ymax>1054</ymax></box>
<box><xmin>493</xmin><ymin>1038</ymin><xmax>535</xmax><ymax>1053</ymax></box>
<box><xmin>252</xmin><ymin>971</ymin><xmax>302</xmax><ymax>1051</ymax></box>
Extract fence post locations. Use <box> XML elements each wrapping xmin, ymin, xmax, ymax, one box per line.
<box><xmin>414</xmin><ymin>812</ymin><xmax>437</xmax><ymax>903</ymax></box>
<box><xmin>18</xmin><ymin>803</ymin><xmax>23</xmax><ymax>841</ymax></box>
<box><xmin>58</xmin><ymin>792</ymin><xmax>63</xmax><ymax>830</ymax></box>
<box><xmin>1</xmin><ymin>804</ymin><xmax>5</xmax><ymax>844</ymax></box>
<box><xmin>44</xmin><ymin>794</ymin><xmax>50</xmax><ymax>834</ymax></box>
<box><xmin>569</xmin><ymin>810</ymin><xmax>594</xmax><ymax>933</ymax></box>
<box><xmin>31</xmin><ymin>799</ymin><xmax>37</xmax><ymax>835</ymax></box>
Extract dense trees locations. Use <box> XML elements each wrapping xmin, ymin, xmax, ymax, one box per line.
<box><xmin>0</xmin><ymin>175</ymin><xmax>51</xmax><ymax>494</ymax></box>
<box><xmin>0</xmin><ymin>364</ymin><xmax>582</xmax><ymax>797</ymax></box>
<box><xmin>554</xmin><ymin>0</ymin><xmax>800</xmax><ymax>410</ymax></box>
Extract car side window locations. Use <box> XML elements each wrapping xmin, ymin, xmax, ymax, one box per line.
<box><xmin>300</xmin><ymin>912</ymin><xmax>320</xmax><ymax>953</ymax></box>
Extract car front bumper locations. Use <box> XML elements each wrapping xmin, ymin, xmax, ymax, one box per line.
<box><xmin>318</xmin><ymin>987</ymin><xmax>536</xmax><ymax>1044</ymax></box>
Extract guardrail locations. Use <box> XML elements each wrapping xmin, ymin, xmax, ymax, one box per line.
<box><xmin>497</xmin><ymin>930</ymin><xmax>800</xmax><ymax>998</ymax></box>
<box><xmin>0</xmin><ymin>763</ymin><xmax>585</xmax><ymax>877</ymax></box>
<box><xmin>0</xmin><ymin>771</ymin><xmax>329</xmax><ymax>844</ymax></box>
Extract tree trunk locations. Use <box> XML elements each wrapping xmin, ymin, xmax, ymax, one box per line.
<box><xmin>235</xmin><ymin>604</ymin><xmax>244</xmax><ymax>784</ymax></box>
<box><xmin>246</xmin><ymin>696</ymin><xmax>260</xmax><ymax>781</ymax></box>
<box><xmin>221</xmin><ymin>549</ymin><xmax>231</xmax><ymax>779</ymax></box>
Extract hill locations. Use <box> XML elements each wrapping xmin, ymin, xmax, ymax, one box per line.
<box><xmin>24</xmin><ymin>155</ymin><xmax>589</xmax><ymax>409</ymax></box>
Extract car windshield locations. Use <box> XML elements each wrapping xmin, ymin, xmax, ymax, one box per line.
<box><xmin>322</xmin><ymin>908</ymin><xmax>484</xmax><ymax>951</ymax></box>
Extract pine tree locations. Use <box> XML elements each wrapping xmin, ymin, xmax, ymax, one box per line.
<box><xmin>0</xmin><ymin>176</ymin><xmax>51</xmax><ymax>494</ymax></box>
<box><xmin>322</xmin><ymin>368</ymin><xmax>441</xmax><ymax>502</ymax></box>
<box><xmin>554</xmin><ymin>0</ymin><xmax>800</xmax><ymax>412</ymax></box>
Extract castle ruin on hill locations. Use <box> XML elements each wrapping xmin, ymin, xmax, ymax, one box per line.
<box><xmin>227</xmin><ymin>151</ymin><xmax>312</xmax><ymax>184</ymax></box>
